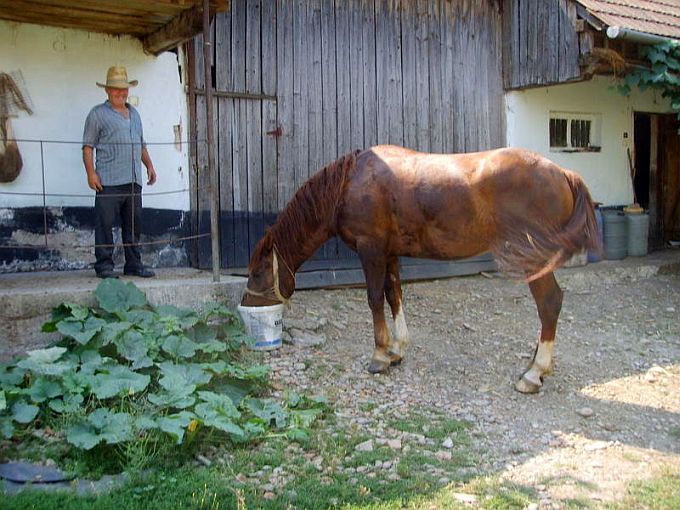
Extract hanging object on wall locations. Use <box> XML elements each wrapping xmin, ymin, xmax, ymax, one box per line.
<box><xmin>0</xmin><ymin>71</ymin><xmax>33</xmax><ymax>183</ymax></box>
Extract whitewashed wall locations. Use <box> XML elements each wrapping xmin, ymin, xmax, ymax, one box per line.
<box><xmin>506</xmin><ymin>75</ymin><xmax>672</xmax><ymax>206</ymax></box>
<box><xmin>0</xmin><ymin>20</ymin><xmax>190</xmax><ymax>211</ymax></box>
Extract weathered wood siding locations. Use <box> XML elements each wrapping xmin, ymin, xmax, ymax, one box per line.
<box><xmin>502</xmin><ymin>0</ymin><xmax>582</xmax><ymax>89</ymax></box>
<box><xmin>190</xmin><ymin>0</ymin><xmax>504</xmax><ymax>276</ymax></box>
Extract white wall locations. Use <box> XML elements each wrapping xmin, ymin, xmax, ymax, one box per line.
<box><xmin>0</xmin><ymin>20</ymin><xmax>190</xmax><ymax>210</ymax></box>
<box><xmin>506</xmin><ymin>75</ymin><xmax>672</xmax><ymax>206</ymax></box>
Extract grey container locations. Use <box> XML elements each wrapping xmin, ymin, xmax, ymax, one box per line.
<box><xmin>602</xmin><ymin>210</ymin><xmax>627</xmax><ymax>260</ymax></box>
<box><xmin>626</xmin><ymin>212</ymin><xmax>649</xmax><ymax>256</ymax></box>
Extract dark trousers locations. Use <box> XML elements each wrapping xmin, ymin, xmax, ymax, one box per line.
<box><xmin>94</xmin><ymin>183</ymin><xmax>143</xmax><ymax>274</ymax></box>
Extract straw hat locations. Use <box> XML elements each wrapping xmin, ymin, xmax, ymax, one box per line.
<box><xmin>96</xmin><ymin>66</ymin><xmax>138</xmax><ymax>89</ymax></box>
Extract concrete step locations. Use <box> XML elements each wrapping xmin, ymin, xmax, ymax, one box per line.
<box><xmin>0</xmin><ymin>268</ymin><xmax>246</xmax><ymax>361</ymax></box>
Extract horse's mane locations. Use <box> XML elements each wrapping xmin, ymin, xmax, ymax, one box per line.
<box><xmin>249</xmin><ymin>150</ymin><xmax>360</xmax><ymax>271</ymax></box>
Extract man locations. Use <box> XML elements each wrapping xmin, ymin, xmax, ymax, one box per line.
<box><xmin>82</xmin><ymin>66</ymin><xmax>157</xmax><ymax>279</ymax></box>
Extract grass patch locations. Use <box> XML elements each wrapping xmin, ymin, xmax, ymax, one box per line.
<box><xmin>3</xmin><ymin>407</ymin><xmax>486</xmax><ymax>510</ymax></box>
<box><xmin>607</xmin><ymin>469</ymin><xmax>680</xmax><ymax>510</ymax></box>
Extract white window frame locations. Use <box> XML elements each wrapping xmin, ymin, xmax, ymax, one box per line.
<box><xmin>549</xmin><ymin>111</ymin><xmax>601</xmax><ymax>153</ymax></box>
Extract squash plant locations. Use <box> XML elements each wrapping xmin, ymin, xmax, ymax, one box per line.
<box><xmin>0</xmin><ymin>279</ymin><xmax>326</xmax><ymax>457</ymax></box>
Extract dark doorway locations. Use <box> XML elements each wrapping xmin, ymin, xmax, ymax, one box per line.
<box><xmin>633</xmin><ymin>113</ymin><xmax>650</xmax><ymax>209</ymax></box>
<box><xmin>634</xmin><ymin>112</ymin><xmax>680</xmax><ymax>248</ymax></box>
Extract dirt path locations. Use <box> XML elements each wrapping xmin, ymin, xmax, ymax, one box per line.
<box><xmin>263</xmin><ymin>260</ymin><xmax>680</xmax><ymax>507</ymax></box>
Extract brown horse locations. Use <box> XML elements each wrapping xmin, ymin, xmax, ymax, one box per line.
<box><xmin>241</xmin><ymin>145</ymin><xmax>602</xmax><ymax>393</ymax></box>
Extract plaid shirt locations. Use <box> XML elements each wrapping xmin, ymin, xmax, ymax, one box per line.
<box><xmin>82</xmin><ymin>100</ymin><xmax>146</xmax><ymax>186</ymax></box>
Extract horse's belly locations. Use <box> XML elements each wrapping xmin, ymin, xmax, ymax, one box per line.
<box><xmin>392</xmin><ymin>227</ymin><xmax>489</xmax><ymax>260</ymax></box>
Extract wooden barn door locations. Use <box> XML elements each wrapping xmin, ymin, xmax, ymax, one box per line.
<box><xmin>189</xmin><ymin>0</ymin><xmax>503</xmax><ymax>285</ymax></box>
<box><xmin>659</xmin><ymin>115</ymin><xmax>680</xmax><ymax>245</ymax></box>
<box><xmin>190</xmin><ymin>1</ymin><xmax>278</xmax><ymax>270</ymax></box>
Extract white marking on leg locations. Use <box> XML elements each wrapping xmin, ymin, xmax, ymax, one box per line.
<box><xmin>393</xmin><ymin>306</ymin><xmax>411</xmax><ymax>356</ymax></box>
<box><xmin>523</xmin><ymin>340</ymin><xmax>554</xmax><ymax>387</ymax></box>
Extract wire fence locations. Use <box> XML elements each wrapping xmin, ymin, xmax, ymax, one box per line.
<box><xmin>1</xmin><ymin>137</ymin><xmax>212</xmax><ymax>253</ymax></box>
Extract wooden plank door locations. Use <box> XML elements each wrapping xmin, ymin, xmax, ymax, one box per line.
<box><xmin>191</xmin><ymin>2</ymin><xmax>278</xmax><ymax>270</ymax></box>
<box><xmin>659</xmin><ymin>115</ymin><xmax>680</xmax><ymax>245</ymax></box>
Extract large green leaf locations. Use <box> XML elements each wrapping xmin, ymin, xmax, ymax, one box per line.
<box><xmin>213</xmin><ymin>379</ymin><xmax>256</xmax><ymax>407</ymax></box>
<box><xmin>162</xmin><ymin>335</ymin><xmax>198</xmax><ymax>359</ymax></box>
<box><xmin>56</xmin><ymin>318</ymin><xmax>100</xmax><ymax>345</ymax></box>
<box><xmin>27</xmin><ymin>377</ymin><xmax>63</xmax><ymax>403</ymax></box>
<box><xmin>42</xmin><ymin>303</ymin><xmax>83</xmax><ymax>332</ymax></box>
<box><xmin>95</xmin><ymin>279</ymin><xmax>148</xmax><ymax>313</ymax></box>
<box><xmin>17</xmin><ymin>347</ymin><xmax>74</xmax><ymax>376</ymax></box>
<box><xmin>156</xmin><ymin>305</ymin><xmax>200</xmax><ymax>330</ymax></box>
<box><xmin>90</xmin><ymin>365</ymin><xmax>150</xmax><ymax>399</ymax></box>
<box><xmin>49</xmin><ymin>393</ymin><xmax>84</xmax><ymax>414</ymax></box>
<box><xmin>194</xmin><ymin>340</ymin><xmax>227</xmax><ymax>354</ymax></box>
<box><xmin>0</xmin><ymin>390</ymin><xmax>5</xmax><ymax>411</ymax></box>
<box><xmin>66</xmin><ymin>408</ymin><xmax>134</xmax><ymax>450</ymax></box>
<box><xmin>243</xmin><ymin>398</ymin><xmax>287</xmax><ymax>428</ymax></box>
<box><xmin>134</xmin><ymin>414</ymin><xmax>158</xmax><ymax>431</ymax></box>
<box><xmin>156</xmin><ymin>411</ymin><xmax>196</xmax><ymax>444</ymax></box>
<box><xmin>79</xmin><ymin>350</ymin><xmax>104</xmax><ymax>373</ymax></box>
<box><xmin>66</xmin><ymin>422</ymin><xmax>101</xmax><ymax>450</ymax></box>
<box><xmin>121</xmin><ymin>309</ymin><xmax>157</xmax><ymax>328</ymax></box>
<box><xmin>60</xmin><ymin>370</ymin><xmax>91</xmax><ymax>394</ymax></box>
<box><xmin>147</xmin><ymin>385</ymin><xmax>196</xmax><ymax>409</ymax></box>
<box><xmin>158</xmin><ymin>362</ymin><xmax>212</xmax><ymax>389</ymax></box>
<box><xmin>194</xmin><ymin>396</ymin><xmax>244</xmax><ymax>438</ymax></box>
<box><xmin>115</xmin><ymin>330</ymin><xmax>149</xmax><ymax>362</ymax></box>
<box><xmin>196</xmin><ymin>391</ymin><xmax>241</xmax><ymax>419</ymax></box>
<box><xmin>0</xmin><ymin>364</ymin><xmax>26</xmax><ymax>386</ymax></box>
<box><xmin>11</xmin><ymin>400</ymin><xmax>40</xmax><ymax>424</ymax></box>
<box><xmin>99</xmin><ymin>321</ymin><xmax>132</xmax><ymax>345</ymax></box>
<box><xmin>289</xmin><ymin>408</ymin><xmax>323</xmax><ymax>429</ymax></box>
<box><xmin>187</xmin><ymin>322</ymin><xmax>217</xmax><ymax>343</ymax></box>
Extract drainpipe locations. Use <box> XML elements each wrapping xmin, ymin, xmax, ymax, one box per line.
<box><xmin>606</xmin><ymin>26</ymin><xmax>673</xmax><ymax>45</ymax></box>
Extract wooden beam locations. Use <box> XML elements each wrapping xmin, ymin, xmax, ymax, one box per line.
<box><xmin>142</xmin><ymin>1</ymin><xmax>229</xmax><ymax>55</ymax></box>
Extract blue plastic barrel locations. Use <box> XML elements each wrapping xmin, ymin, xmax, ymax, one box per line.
<box><xmin>602</xmin><ymin>210</ymin><xmax>627</xmax><ymax>260</ymax></box>
<box><xmin>626</xmin><ymin>213</ymin><xmax>649</xmax><ymax>257</ymax></box>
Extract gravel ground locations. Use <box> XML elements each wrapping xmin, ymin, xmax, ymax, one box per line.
<box><xmin>258</xmin><ymin>257</ymin><xmax>680</xmax><ymax>507</ymax></box>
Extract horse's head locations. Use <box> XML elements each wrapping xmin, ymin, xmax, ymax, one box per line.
<box><xmin>241</xmin><ymin>232</ymin><xmax>296</xmax><ymax>307</ymax></box>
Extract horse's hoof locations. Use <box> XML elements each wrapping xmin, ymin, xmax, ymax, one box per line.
<box><xmin>388</xmin><ymin>352</ymin><xmax>403</xmax><ymax>366</ymax></box>
<box><xmin>514</xmin><ymin>374</ymin><xmax>541</xmax><ymax>394</ymax></box>
<box><xmin>367</xmin><ymin>359</ymin><xmax>390</xmax><ymax>374</ymax></box>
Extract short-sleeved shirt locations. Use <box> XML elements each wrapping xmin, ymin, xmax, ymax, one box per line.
<box><xmin>82</xmin><ymin>101</ymin><xmax>146</xmax><ymax>186</ymax></box>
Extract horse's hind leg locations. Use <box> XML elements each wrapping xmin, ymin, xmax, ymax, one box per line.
<box><xmin>357</xmin><ymin>241</ymin><xmax>392</xmax><ymax>374</ymax></box>
<box><xmin>384</xmin><ymin>256</ymin><xmax>410</xmax><ymax>364</ymax></box>
<box><xmin>515</xmin><ymin>271</ymin><xmax>563</xmax><ymax>394</ymax></box>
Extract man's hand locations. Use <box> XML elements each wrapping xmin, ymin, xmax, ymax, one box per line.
<box><xmin>87</xmin><ymin>171</ymin><xmax>103</xmax><ymax>192</ymax></box>
<box><xmin>147</xmin><ymin>166</ymin><xmax>157</xmax><ymax>186</ymax></box>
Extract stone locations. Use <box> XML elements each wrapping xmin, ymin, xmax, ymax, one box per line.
<box><xmin>576</xmin><ymin>407</ymin><xmax>594</xmax><ymax>418</ymax></box>
<box><xmin>289</xmin><ymin>328</ymin><xmax>326</xmax><ymax>346</ymax></box>
<box><xmin>355</xmin><ymin>439</ymin><xmax>374</xmax><ymax>452</ymax></box>
<box><xmin>387</xmin><ymin>439</ymin><xmax>402</xmax><ymax>450</ymax></box>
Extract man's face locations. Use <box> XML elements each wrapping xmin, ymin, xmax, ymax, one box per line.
<box><xmin>106</xmin><ymin>87</ymin><xmax>129</xmax><ymax>108</ymax></box>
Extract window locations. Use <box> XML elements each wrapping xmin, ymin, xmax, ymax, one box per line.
<box><xmin>549</xmin><ymin>112</ymin><xmax>601</xmax><ymax>152</ymax></box>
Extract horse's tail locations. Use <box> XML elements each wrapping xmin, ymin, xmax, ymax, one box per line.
<box><xmin>493</xmin><ymin>170</ymin><xmax>603</xmax><ymax>282</ymax></box>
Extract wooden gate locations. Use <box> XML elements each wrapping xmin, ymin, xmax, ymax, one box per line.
<box><xmin>189</xmin><ymin>0</ymin><xmax>504</xmax><ymax>286</ymax></box>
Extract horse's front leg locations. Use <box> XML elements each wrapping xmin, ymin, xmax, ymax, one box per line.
<box><xmin>357</xmin><ymin>242</ymin><xmax>392</xmax><ymax>374</ymax></box>
<box><xmin>384</xmin><ymin>256</ymin><xmax>410</xmax><ymax>365</ymax></box>
<box><xmin>515</xmin><ymin>272</ymin><xmax>563</xmax><ymax>393</ymax></box>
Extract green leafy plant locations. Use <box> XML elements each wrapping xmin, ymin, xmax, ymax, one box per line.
<box><xmin>0</xmin><ymin>279</ymin><xmax>327</xmax><ymax>471</ymax></box>
<box><xmin>617</xmin><ymin>40</ymin><xmax>680</xmax><ymax>125</ymax></box>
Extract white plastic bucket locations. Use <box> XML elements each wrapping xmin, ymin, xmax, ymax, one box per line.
<box><xmin>237</xmin><ymin>304</ymin><xmax>284</xmax><ymax>351</ymax></box>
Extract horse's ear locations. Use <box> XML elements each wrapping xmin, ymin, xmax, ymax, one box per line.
<box><xmin>262</xmin><ymin>230</ymin><xmax>274</xmax><ymax>251</ymax></box>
